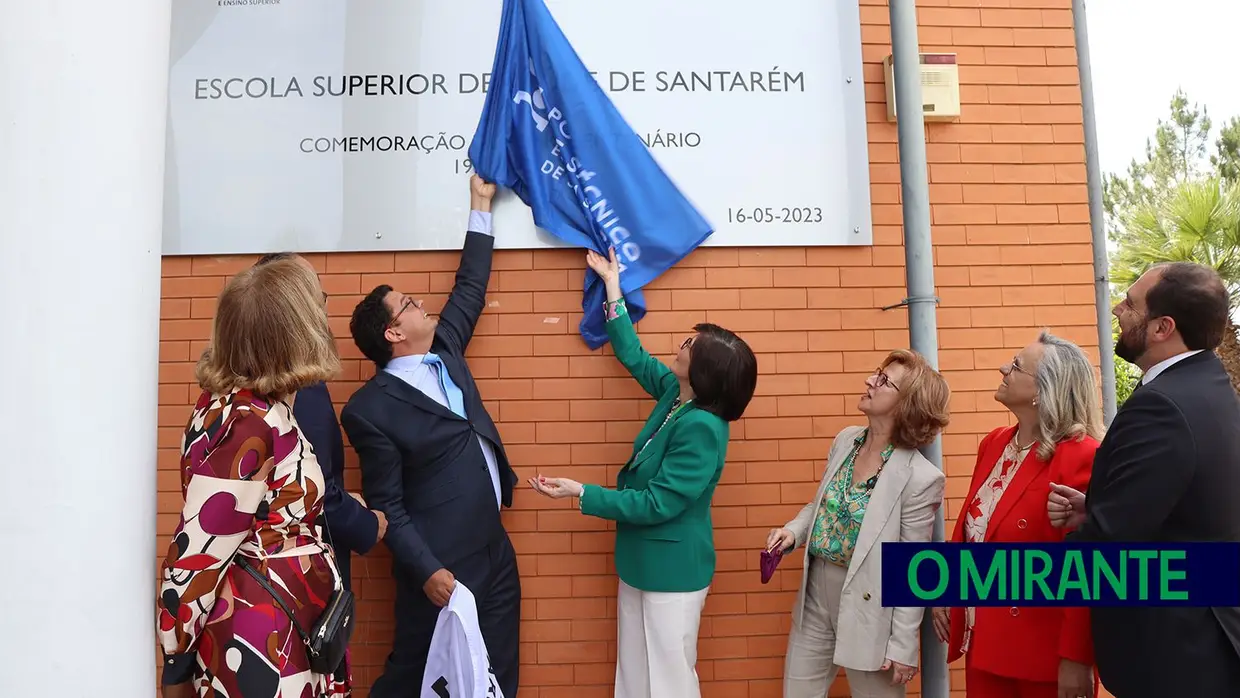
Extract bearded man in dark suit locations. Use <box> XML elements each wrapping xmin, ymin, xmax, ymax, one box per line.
<box><xmin>1049</xmin><ymin>262</ymin><xmax>1240</xmax><ymax>697</ymax></box>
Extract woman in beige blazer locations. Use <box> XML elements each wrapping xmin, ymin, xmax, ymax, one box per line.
<box><xmin>767</xmin><ymin>349</ymin><xmax>950</xmax><ymax>698</ymax></box>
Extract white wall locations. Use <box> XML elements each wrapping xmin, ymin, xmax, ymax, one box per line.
<box><xmin>0</xmin><ymin>2</ymin><xmax>170</xmax><ymax>694</ymax></box>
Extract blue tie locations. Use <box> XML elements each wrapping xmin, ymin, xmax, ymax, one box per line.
<box><xmin>423</xmin><ymin>354</ymin><xmax>466</xmax><ymax>418</ymax></box>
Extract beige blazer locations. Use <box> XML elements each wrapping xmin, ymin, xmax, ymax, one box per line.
<box><xmin>783</xmin><ymin>425</ymin><xmax>945</xmax><ymax>671</ymax></box>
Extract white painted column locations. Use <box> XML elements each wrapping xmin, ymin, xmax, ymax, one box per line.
<box><xmin>0</xmin><ymin>2</ymin><xmax>170</xmax><ymax>695</ymax></box>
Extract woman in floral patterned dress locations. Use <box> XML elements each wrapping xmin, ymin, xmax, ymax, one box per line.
<box><xmin>158</xmin><ymin>256</ymin><xmax>350</xmax><ymax>698</ymax></box>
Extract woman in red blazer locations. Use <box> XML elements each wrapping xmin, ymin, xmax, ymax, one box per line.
<box><xmin>932</xmin><ymin>331</ymin><xmax>1104</xmax><ymax>698</ymax></box>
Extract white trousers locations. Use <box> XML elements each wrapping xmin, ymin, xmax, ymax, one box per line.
<box><xmin>614</xmin><ymin>579</ymin><xmax>710</xmax><ymax>698</ymax></box>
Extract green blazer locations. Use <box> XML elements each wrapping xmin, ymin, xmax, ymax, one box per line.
<box><xmin>579</xmin><ymin>305</ymin><xmax>729</xmax><ymax>593</ymax></box>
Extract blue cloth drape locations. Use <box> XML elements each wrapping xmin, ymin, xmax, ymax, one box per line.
<box><xmin>468</xmin><ymin>0</ymin><xmax>714</xmax><ymax>348</ymax></box>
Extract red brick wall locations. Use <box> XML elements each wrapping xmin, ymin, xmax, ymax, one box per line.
<box><xmin>156</xmin><ymin>1</ymin><xmax>1104</xmax><ymax>696</ymax></box>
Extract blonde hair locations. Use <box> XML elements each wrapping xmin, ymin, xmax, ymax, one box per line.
<box><xmin>1032</xmin><ymin>330</ymin><xmax>1106</xmax><ymax>461</ymax></box>
<box><xmin>879</xmin><ymin>349</ymin><xmax>952</xmax><ymax>449</ymax></box>
<box><xmin>195</xmin><ymin>257</ymin><xmax>340</xmax><ymax>399</ymax></box>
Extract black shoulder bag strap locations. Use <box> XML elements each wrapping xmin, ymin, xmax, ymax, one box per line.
<box><xmin>231</xmin><ymin>414</ymin><xmax>352</xmax><ymax>674</ymax></box>
<box><xmin>233</xmin><ymin>433</ymin><xmax>320</xmax><ymax>649</ymax></box>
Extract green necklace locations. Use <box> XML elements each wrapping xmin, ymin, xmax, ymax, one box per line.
<box><xmin>825</xmin><ymin>437</ymin><xmax>895</xmax><ymax>520</ymax></box>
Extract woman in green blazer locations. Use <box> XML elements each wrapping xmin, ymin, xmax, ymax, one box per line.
<box><xmin>531</xmin><ymin>248</ymin><xmax>758</xmax><ymax>698</ymax></box>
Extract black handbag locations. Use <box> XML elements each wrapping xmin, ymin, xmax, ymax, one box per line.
<box><xmin>236</xmin><ymin>435</ymin><xmax>356</xmax><ymax>675</ymax></box>
<box><xmin>235</xmin><ymin>556</ymin><xmax>355</xmax><ymax>675</ymax></box>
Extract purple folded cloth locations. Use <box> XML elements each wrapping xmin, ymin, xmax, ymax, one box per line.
<box><xmin>760</xmin><ymin>546</ymin><xmax>783</xmax><ymax>584</ymax></box>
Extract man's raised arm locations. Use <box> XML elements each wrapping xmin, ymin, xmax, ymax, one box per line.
<box><xmin>435</xmin><ymin>175</ymin><xmax>497</xmax><ymax>355</ymax></box>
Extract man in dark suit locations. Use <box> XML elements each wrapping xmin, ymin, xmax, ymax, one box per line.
<box><xmin>254</xmin><ymin>252</ymin><xmax>387</xmax><ymax>572</ymax></box>
<box><xmin>254</xmin><ymin>253</ymin><xmax>387</xmax><ymax>587</ymax></box>
<box><xmin>341</xmin><ymin>175</ymin><xmax>520</xmax><ymax>698</ymax></box>
<box><xmin>1048</xmin><ymin>261</ymin><xmax>1240</xmax><ymax>697</ymax></box>
<box><xmin>254</xmin><ymin>252</ymin><xmax>388</xmax><ymax>682</ymax></box>
<box><xmin>291</xmin><ymin>380</ymin><xmax>386</xmax><ymax>581</ymax></box>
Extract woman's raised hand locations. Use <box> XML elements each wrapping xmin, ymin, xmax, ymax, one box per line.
<box><xmin>586</xmin><ymin>247</ymin><xmax>620</xmax><ymax>285</ymax></box>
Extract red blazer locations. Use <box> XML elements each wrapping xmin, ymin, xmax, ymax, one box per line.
<box><xmin>947</xmin><ymin>425</ymin><xmax>1098</xmax><ymax>682</ymax></box>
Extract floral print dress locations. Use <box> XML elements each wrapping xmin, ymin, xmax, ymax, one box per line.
<box><xmin>959</xmin><ymin>434</ymin><xmax>1031</xmax><ymax>654</ymax></box>
<box><xmin>157</xmin><ymin>388</ymin><xmax>350</xmax><ymax>698</ymax></box>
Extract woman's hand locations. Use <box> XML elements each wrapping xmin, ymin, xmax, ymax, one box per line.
<box><xmin>528</xmin><ymin>475</ymin><xmax>584</xmax><ymax>499</ymax></box>
<box><xmin>931</xmin><ymin>607</ymin><xmax>951</xmax><ymax>643</ymax></box>
<box><xmin>586</xmin><ymin>247</ymin><xmax>620</xmax><ymax>285</ymax></box>
<box><xmin>1058</xmin><ymin>659</ymin><xmax>1095</xmax><ymax>698</ymax></box>
<box><xmin>765</xmin><ymin>527</ymin><xmax>796</xmax><ymax>552</ymax></box>
<box><xmin>881</xmin><ymin>658</ymin><xmax>918</xmax><ymax>685</ymax></box>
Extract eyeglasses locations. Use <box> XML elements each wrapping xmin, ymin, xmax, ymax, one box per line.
<box><xmin>873</xmin><ymin>368</ymin><xmax>900</xmax><ymax>391</ymax></box>
<box><xmin>388</xmin><ymin>296</ymin><xmax>416</xmax><ymax>328</ymax></box>
<box><xmin>680</xmin><ymin>336</ymin><xmax>695</xmax><ymax>351</ymax></box>
<box><xmin>1006</xmin><ymin>356</ymin><xmax>1033</xmax><ymax>376</ymax></box>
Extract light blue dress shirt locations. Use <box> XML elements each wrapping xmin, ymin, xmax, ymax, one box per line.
<box><xmin>383</xmin><ymin>210</ymin><xmax>502</xmax><ymax>509</ymax></box>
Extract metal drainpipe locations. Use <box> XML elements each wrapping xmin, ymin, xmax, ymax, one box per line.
<box><xmin>886</xmin><ymin>1</ymin><xmax>949</xmax><ymax>696</ymax></box>
<box><xmin>1073</xmin><ymin>0</ymin><xmax>1118</xmax><ymax>425</ymax></box>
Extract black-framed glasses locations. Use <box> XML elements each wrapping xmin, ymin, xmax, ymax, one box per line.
<box><xmin>680</xmin><ymin>336</ymin><xmax>695</xmax><ymax>351</ymax></box>
<box><xmin>873</xmin><ymin>368</ymin><xmax>900</xmax><ymax>391</ymax></box>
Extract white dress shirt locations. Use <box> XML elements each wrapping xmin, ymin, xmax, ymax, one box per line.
<box><xmin>1141</xmin><ymin>349</ymin><xmax>1203</xmax><ymax>386</ymax></box>
<box><xmin>382</xmin><ymin>210</ymin><xmax>502</xmax><ymax>509</ymax></box>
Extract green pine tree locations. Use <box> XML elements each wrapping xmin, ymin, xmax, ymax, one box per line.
<box><xmin>1103</xmin><ymin>89</ymin><xmax>1240</xmax><ymax>405</ymax></box>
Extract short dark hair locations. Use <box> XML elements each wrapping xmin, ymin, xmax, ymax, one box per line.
<box><xmin>351</xmin><ymin>284</ymin><xmax>396</xmax><ymax>368</ymax></box>
<box><xmin>1145</xmin><ymin>262</ymin><xmax>1230</xmax><ymax>351</ymax></box>
<box><xmin>688</xmin><ymin>323</ymin><xmax>758</xmax><ymax>422</ymax></box>
<box><xmin>255</xmin><ymin>251</ymin><xmax>297</xmax><ymax>267</ymax></box>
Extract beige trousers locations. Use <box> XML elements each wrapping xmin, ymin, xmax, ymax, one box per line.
<box><xmin>614</xmin><ymin>579</ymin><xmax>710</xmax><ymax>698</ymax></box>
<box><xmin>783</xmin><ymin>556</ymin><xmax>905</xmax><ymax>698</ymax></box>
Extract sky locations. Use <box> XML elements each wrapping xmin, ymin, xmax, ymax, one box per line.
<box><xmin>1085</xmin><ymin>0</ymin><xmax>1240</xmax><ymax>177</ymax></box>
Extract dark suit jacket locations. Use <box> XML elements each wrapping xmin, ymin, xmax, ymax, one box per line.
<box><xmin>1069</xmin><ymin>351</ymin><xmax>1240</xmax><ymax>696</ymax></box>
<box><xmin>294</xmin><ymin>381</ymin><xmax>378</xmax><ymax>590</ymax></box>
<box><xmin>340</xmin><ymin>230</ymin><xmax>517</xmax><ymax>590</ymax></box>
